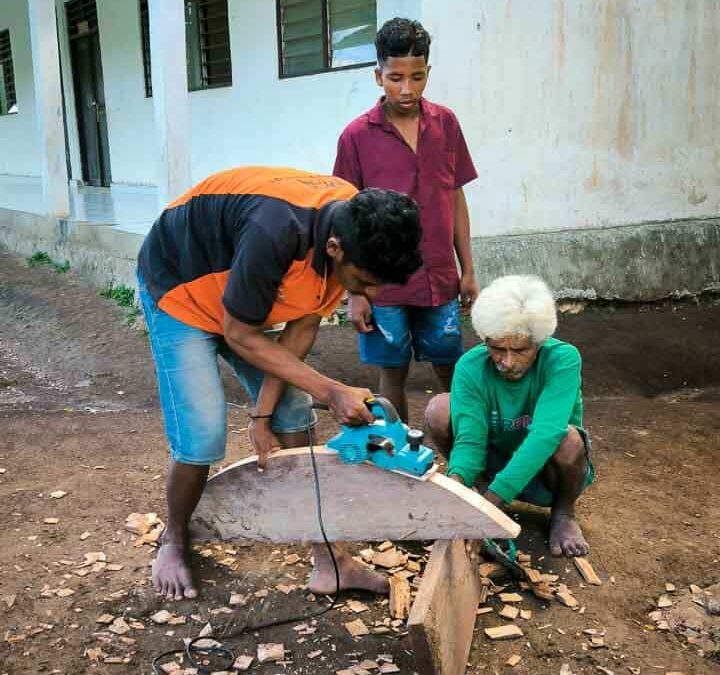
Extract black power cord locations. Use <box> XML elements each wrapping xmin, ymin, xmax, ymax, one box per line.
<box><xmin>151</xmin><ymin>409</ymin><xmax>341</xmax><ymax>674</ymax></box>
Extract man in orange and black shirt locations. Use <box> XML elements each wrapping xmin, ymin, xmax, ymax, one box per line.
<box><xmin>137</xmin><ymin>166</ymin><xmax>422</xmax><ymax>600</ymax></box>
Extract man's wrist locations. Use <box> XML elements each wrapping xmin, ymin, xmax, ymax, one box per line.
<box><xmin>482</xmin><ymin>489</ymin><xmax>505</xmax><ymax>508</ymax></box>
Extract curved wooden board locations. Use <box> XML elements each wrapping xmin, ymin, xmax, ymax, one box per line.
<box><xmin>191</xmin><ymin>447</ymin><xmax>520</xmax><ymax>543</ymax></box>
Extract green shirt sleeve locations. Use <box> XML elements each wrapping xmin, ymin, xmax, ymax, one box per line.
<box><xmin>489</xmin><ymin>345</ymin><xmax>582</xmax><ymax>503</ymax></box>
<box><xmin>448</xmin><ymin>358</ymin><xmax>489</xmax><ymax>487</ymax></box>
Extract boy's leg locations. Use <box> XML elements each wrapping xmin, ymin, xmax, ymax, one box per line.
<box><xmin>378</xmin><ymin>364</ymin><xmax>410</xmax><ymax>422</ymax></box>
<box><xmin>358</xmin><ymin>305</ymin><xmax>413</xmax><ymax>422</ymax></box>
<box><xmin>541</xmin><ymin>427</ymin><xmax>591</xmax><ymax>557</ymax></box>
<box><xmin>138</xmin><ymin>274</ymin><xmax>227</xmax><ymax>601</ymax></box>
<box><xmin>221</xmin><ymin>346</ymin><xmax>389</xmax><ymax>595</ymax></box>
<box><xmin>412</xmin><ymin>300</ymin><xmax>463</xmax><ymax>394</ymax></box>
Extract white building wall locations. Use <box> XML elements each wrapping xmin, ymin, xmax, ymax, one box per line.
<box><xmin>185</xmin><ymin>0</ymin><xmax>377</xmax><ymax>180</ymax></box>
<box><xmin>423</xmin><ymin>0</ymin><xmax>720</xmax><ymax>235</ymax></box>
<box><xmin>1</xmin><ymin>0</ymin><xmax>718</xmax><ymax>236</ymax></box>
<box><xmin>0</xmin><ymin>0</ymin><xmax>41</xmax><ymax>176</ymax></box>
<box><xmin>95</xmin><ymin>0</ymin><xmax>155</xmax><ymax>185</ymax></box>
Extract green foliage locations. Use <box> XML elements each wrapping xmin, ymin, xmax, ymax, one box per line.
<box><xmin>27</xmin><ymin>251</ymin><xmax>52</xmax><ymax>267</ymax></box>
<box><xmin>100</xmin><ymin>282</ymin><xmax>141</xmax><ymax>327</ymax></box>
<box><xmin>100</xmin><ymin>283</ymin><xmax>136</xmax><ymax>307</ymax></box>
<box><xmin>26</xmin><ymin>250</ymin><xmax>70</xmax><ymax>273</ymax></box>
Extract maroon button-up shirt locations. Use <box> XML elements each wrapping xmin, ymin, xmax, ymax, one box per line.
<box><xmin>333</xmin><ymin>97</ymin><xmax>477</xmax><ymax>306</ymax></box>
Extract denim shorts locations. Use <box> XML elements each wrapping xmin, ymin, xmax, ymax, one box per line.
<box><xmin>359</xmin><ymin>300</ymin><xmax>464</xmax><ymax>367</ymax></box>
<box><xmin>485</xmin><ymin>427</ymin><xmax>595</xmax><ymax>507</ymax></box>
<box><xmin>137</xmin><ymin>272</ymin><xmax>316</xmax><ymax>465</ymax></box>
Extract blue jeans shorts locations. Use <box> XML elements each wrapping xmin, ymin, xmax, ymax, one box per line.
<box><xmin>137</xmin><ymin>272</ymin><xmax>316</xmax><ymax>465</ymax></box>
<box><xmin>359</xmin><ymin>300</ymin><xmax>464</xmax><ymax>367</ymax></box>
<box><xmin>485</xmin><ymin>427</ymin><xmax>595</xmax><ymax>507</ymax></box>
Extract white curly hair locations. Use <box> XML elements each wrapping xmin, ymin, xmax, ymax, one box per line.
<box><xmin>471</xmin><ymin>275</ymin><xmax>557</xmax><ymax>344</ymax></box>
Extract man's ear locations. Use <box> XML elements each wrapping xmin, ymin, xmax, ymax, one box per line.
<box><xmin>374</xmin><ymin>66</ymin><xmax>383</xmax><ymax>87</ymax></box>
<box><xmin>325</xmin><ymin>235</ymin><xmax>344</xmax><ymax>262</ymax></box>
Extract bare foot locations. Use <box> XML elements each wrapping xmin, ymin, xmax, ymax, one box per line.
<box><xmin>152</xmin><ymin>542</ymin><xmax>198</xmax><ymax>600</ymax></box>
<box><xmin>549</xmin><ymin>511</ymin><xmax>589</xmax><ymax>557</ymax></box>
<box><xmin>308</xmin><ymin>546</ymin><xmax>389</xmax><ymax>595</ymax></box>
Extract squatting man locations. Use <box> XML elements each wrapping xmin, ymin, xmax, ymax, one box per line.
<box><xmin>426</xmin><ymin>275</ymin><xmax>595</xmax><ymax>557</ymax></box>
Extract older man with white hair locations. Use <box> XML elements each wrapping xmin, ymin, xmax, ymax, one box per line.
<box><xmin>425</xmin><ymin>275</ymin><xmax>595</xmax><ymax>557</ymax></box>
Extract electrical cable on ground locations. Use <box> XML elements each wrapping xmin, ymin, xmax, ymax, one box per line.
<box><xmin>151</xmin><ymin>409</ymin><xmax>340</xmax><ymax>674</ymax></box>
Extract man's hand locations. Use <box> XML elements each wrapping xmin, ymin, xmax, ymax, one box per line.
<box><xmin>327</xmin><ymin>383</ymin><xmax>375</xmax><ymax>425</ymax></box>
<box><xmin>482</xmin><ymin>489</ymin><xmax>505</xmax><ymax>509</ymax></box>
<box><xmin>459</xmin><ymin>273</ymin><xmax>479</xmax><ymax>315</ymax></box>
<box><xmin>249</xmin><ymin>418</ymin><xmax>281</xmax><ymax>471</ymax></box>
<box><xmin>349</xmin><ymin>294</ymin><xmax>374</xmax><ymax>334</ymax></box>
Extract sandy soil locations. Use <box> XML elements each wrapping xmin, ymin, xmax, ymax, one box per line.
<box><xmin>0</xmin><ymin>248</ymin><xmax>719</xmax><ymax>675</ymax></box>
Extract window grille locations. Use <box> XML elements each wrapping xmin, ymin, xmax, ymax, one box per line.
<box><xmin>0</xmin><ymin>30</ymin><xmax>16</xmax><ymax>115</ymax></box>
<box><xmin>186</xmin><ymin>0</ymin><xmax>233</xmax><ymax>91</ymax></box>
<box><xmin>139</xmin><ymin>0</ymin><xmax>152</xmax><ymax>97</ymax></box>
<box><xmin>66</xmin><ymin>0</ymin><xmax>99</xmax><ymax>39</ymax></box>
<box><xmin>277</xmin><ymin>0</ymin><xmax>376</xmax><ymax>78</ymax></box>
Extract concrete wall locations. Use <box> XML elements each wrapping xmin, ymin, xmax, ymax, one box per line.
<box><xmin>0</xmin><ymin>0</ymin><xmax>41</xmax><ymax>176</ymax></box>
<box><xmin>424</xmin><ymin>0</ymin><xmax>720</xmax><ymax>236</ymax></box>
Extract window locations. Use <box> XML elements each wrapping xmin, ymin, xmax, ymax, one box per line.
<box><xmin>139</xmin><ymin>0</ymin><xmax>152</xmax><ymax>97</ymax></box>
<box><xmin>185</xmin><ymin>0</ymin><xmax>232</xmax><ymax>91</ymax></box>
<box><xmin>0</xmin><ymin>29</ymin><xmax>17</xmax><ymax>115</ymax></box>
<box><xmin>277</xmin><ymin>0</ymin><xmax>376</xmax><ymax>78</ymax></box>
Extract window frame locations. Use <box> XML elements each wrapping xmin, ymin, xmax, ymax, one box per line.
<box><xmin>275</xmin><ymin>0</ymin><xmax>377</xmax><ymax>80</ymax></box>
<box><xmin>0</xmin><ymin>28</ymin><xmax>18</xmax><ymax>116</ymax></box>
<box><xmin>185</xmin><ymin>0</ymin><xmax>233</xmax><ymax>92</ymax></box>
<box><xmin>138</xmin><ymin>0</ymin><xmax>152</xmax><ymax>97</ymax></box>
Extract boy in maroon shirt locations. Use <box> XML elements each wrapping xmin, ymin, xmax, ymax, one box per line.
<box><xmin>333</xmin><ymin>17</ymin><xmax>478</xmax><ymax>421</ymax></box>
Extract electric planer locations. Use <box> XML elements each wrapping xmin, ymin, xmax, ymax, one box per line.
<box><xmin>317</xmin><ymin>396</ymin><xmax>436</xmax><ymax>478</ymax></box>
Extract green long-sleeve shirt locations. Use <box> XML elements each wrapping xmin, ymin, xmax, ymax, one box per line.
<box><xmin>448</xmin><ymin>338</ymin><xmax>583</xmax><ymax>503</ymax></box>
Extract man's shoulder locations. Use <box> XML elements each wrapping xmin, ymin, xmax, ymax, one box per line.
<box><xmin>423</xmin><ymin>98</ymin><xmax>458</xmax><ymax>118</ymax></box>
<box><xmin>456</xmin><ymin>343</ymin><xmax>490</xmax><ymax>371</ymax></box>
<box><xmin>422</xmin><ymin>99</ymin><xmax>462</xmax><ymax>126</ymax></box>
<box><xmin>540</xmin><ymin>338</ymin><xmax>581</xmax><ymax>366</ymax></box>
<box><xmin>340</xmin><ymin>109</ymin><xmax>376</xmax><ymax>137</ymax></box>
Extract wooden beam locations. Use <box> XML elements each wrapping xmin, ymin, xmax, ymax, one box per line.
<box><xmin>191</xmin><ymin>448</ymin><xmax>520</xmax><ymax>543</ymax></box>
<box><xmin>408</xmin><ymin>540</ymin><xmax>481</xmax><ymax>675</ymax></box>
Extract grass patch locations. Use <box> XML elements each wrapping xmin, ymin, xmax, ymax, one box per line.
<box><xmin>100</xmin><ymin>283</ymin><xmax>141</xmax><ymax>327</ymax></box>
<box><xmin>26</xmin><ymin>250</ymin><xmax>70</xmax><ymax>273</ymax></box>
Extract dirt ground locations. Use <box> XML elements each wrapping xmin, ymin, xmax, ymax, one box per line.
<box><xmin>1</xmin><ymin>247</ymin><xmax>719</xmax><ymax>675</ymax></box>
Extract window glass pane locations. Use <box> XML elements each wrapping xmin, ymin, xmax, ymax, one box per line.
<box><xmin>279</xmin><ymin>0</ymin><xmax>323</xmax><ymax>76</ymax></box>
<box><xmin>329</xmin><ymin>0</ymin><xmax>375</xmax><ymax>68</ymax></box>
<box><xmin>0</xmin><ymin>29</ymin><xmax>18</xmax><ymax>115</ymax></box>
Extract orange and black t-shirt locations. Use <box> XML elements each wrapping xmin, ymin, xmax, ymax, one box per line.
<box><xmin>137</xmin><ymin>166</ymin><xmax>357</xmax><ymax>334</ymax></box>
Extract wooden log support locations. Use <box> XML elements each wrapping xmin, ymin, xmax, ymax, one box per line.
<box><xmin>191</xmin><ymin>448</ymin><xmax>520</xmax><ymax>543</ymax></box>
<box><xmin>408</xmin><ymin>540</ymin><xmax>482</xmax><ymax>675</ymax></box>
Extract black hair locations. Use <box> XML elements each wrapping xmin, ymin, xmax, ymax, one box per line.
<box><xmin>375</xmin><ymin>17</ymin><xmax>431</xmax><ymax>64</ymax></box>
<box><xmin>331</xmin><ymin>189</ymin><xmax>422</xmax><ymax>286</ymax></box>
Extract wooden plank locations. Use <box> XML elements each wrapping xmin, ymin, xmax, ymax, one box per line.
<box><xmin>484</xmin><ymin>625</ymin><xmax>524</xmax><ymax>640</ymax></box>
<box><xmin>407</xmin><ymin>540</ymin><xmax>481</xmax><ymax>675</ymax></box>
<box><xmin>389</xmin><ymin>575</ymin><xmax>412</xmax><ymax>620</ymax></box>
<box><xmin>191</xmin><ymin>448</ymin><xmax>520</xmax><ymax>543</ymax></box>
<box><xmin>573</xmin><ymin>557</ymin><xmax>602</xmax><ymax>585</ymax></box>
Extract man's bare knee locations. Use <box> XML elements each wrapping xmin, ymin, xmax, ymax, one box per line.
<box><xmin>551</xmin><ymin>426</ymin><xmax>585</xmax><ymax>468</ymax></box>
<box><xmin>424</xmin><ymin>393</ymin><xmax>452</xmax><ymax>454</ymax></box>
<box><xmin>425</xmin><ymin>393</ymin><xmax>449</xmax><ymax>432</ymax></box>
